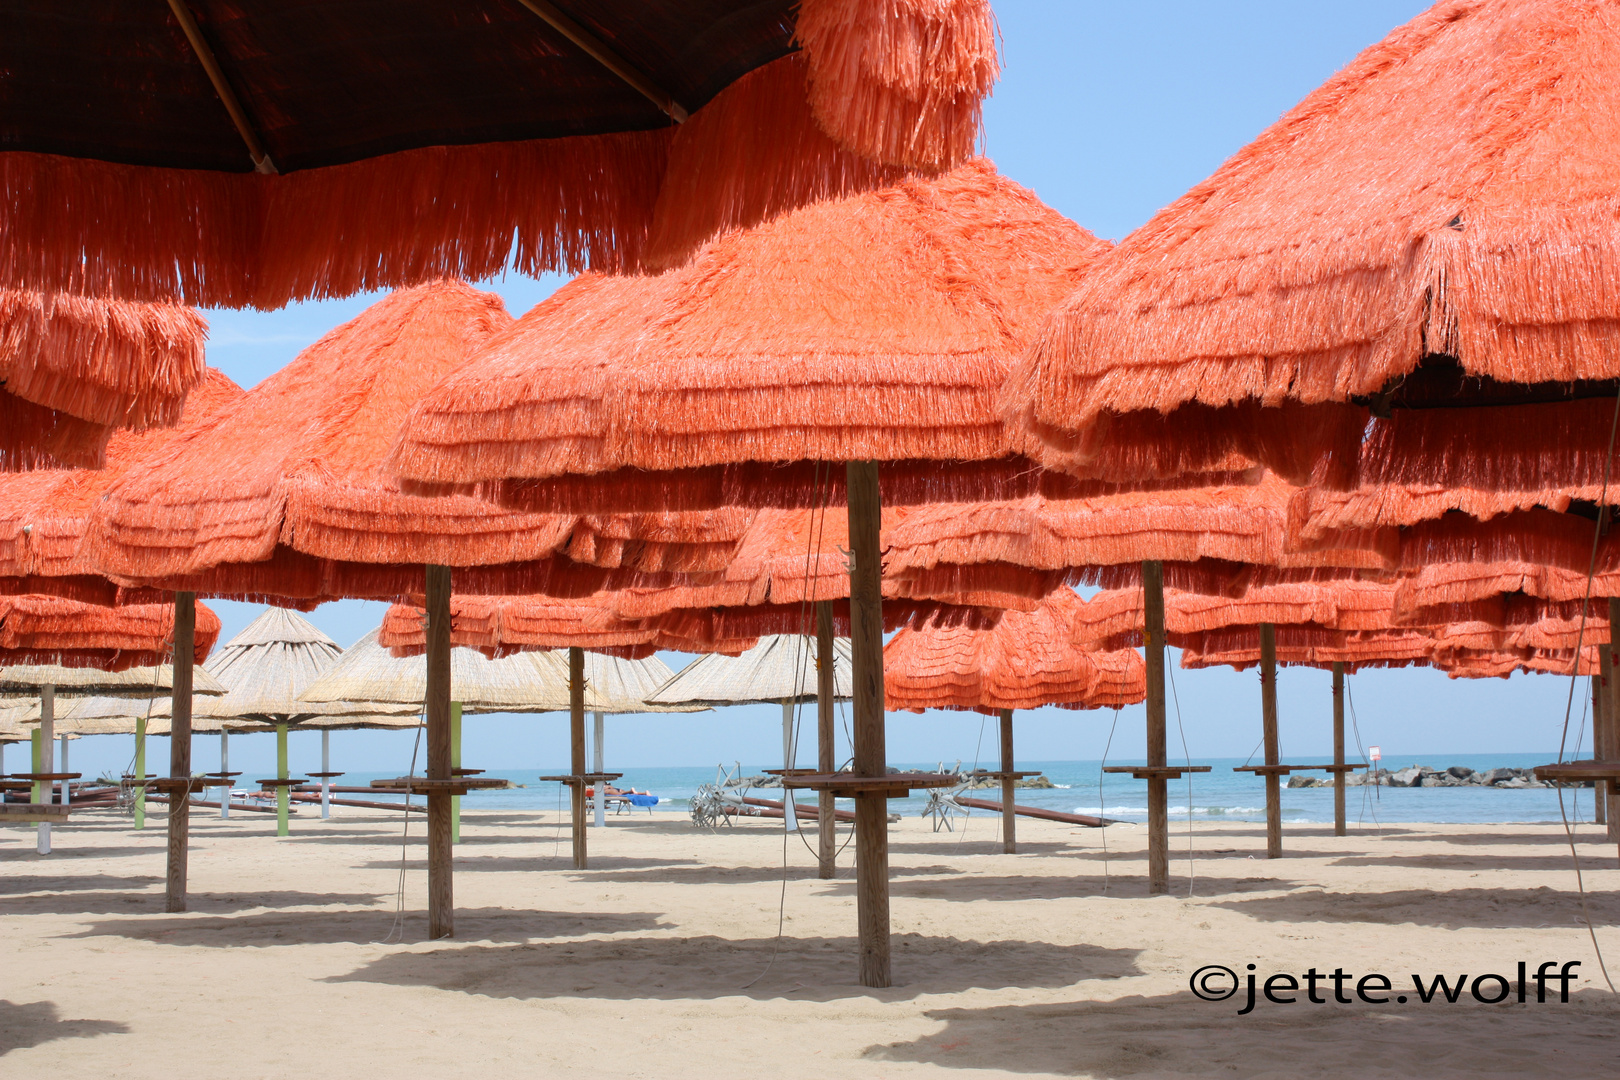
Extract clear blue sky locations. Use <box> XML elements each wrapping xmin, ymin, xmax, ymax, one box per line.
<box><xmin>50</xmin><ymin>0</ymin><xmax>1587</xmax><ymax>781</ymax></box>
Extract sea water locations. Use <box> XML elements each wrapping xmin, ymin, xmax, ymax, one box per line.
<box><xmin>332</xmin><ymin>751</ymin><xmax>1595</xmax><ymax>826</ymax></box>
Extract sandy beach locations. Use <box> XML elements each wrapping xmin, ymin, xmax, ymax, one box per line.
<box><xmin>4</xmin><ymin>807</ymin><xmax>1619</xmax><ymax>1078</ymax></box>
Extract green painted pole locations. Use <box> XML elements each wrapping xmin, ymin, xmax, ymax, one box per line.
<box><xmin>134</xmin><ymin>717</ymin><xmax>147</xmax><ymax>828</ymax></box>
<box><xmin>30</xmin><ymin>729</ymin><xmax>42</xmax><ymax>804</ymax></box>
<box><xmin>451</xmin><ymin>702</ymin><xmax>463</xmax><ymax>844</ymax></box>
<box><xmin>276</xmin><ymin>722</ymin><xmax>289</xmax><ymax>837</ymax></box>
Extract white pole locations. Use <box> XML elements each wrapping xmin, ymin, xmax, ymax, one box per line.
<box><xmin>321</xmin><ymin>729</ymin><xmax>331</xmax><ymax>819</ymax></box>
<box><xmin>220</xmin><ymin>730</ymin><xmax>230</xmax><ymax>820</ymax></box>
<box><xmin>782</xmin><ymin>698</ymin><xmax>799</xmax><ymax>832</ymax></box>
<box><xmin>37</xmin><ymin>684</ymin><xmax>54</xmax><ymax>855</ymax></box>
<box><xmin>592</xmin><ymin>711</ymin><xmax>605</xmax><ymax>827</ymax></box>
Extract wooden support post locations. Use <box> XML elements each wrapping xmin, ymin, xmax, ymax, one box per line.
<box><xmin>36</xmin><ymin>685</ymin><xmax>53</xmax><ymax>855</ymax></box>
<box><xmin>847</xmin><ymin>461</ymin><xmax>891</xmax><ymax>988</ymax></box>
<box><xmin>998</xmin><ymin>708</ymin><xmax>1017</xmax><ymax>855</ymax></box>
<box><xmin>1607</xmin><ymin>598</ymin><xmax>1620</xmax><ymax>844</ymax></box>
<box><xmin>1260</xmin><ymin>623</ymin><xmax>1282</xmax><ymax>859</ymax></box>
<box><xmin>816</xmin><ymin>600</ymin><xmax>838</xmax><ymax>879</ymax></box>
<box><xmin>166</xmin><ymin>592</ymin><xmax>195</xmax><ymax>913</ymax></box>
<box><xmin>1142</xmin><ymin>560</ymin><xmax>1169</xmax><ymax>894</ymax></box>
<box><xmin>424</xmin><ymin>565</ymin><xmax>454</xmax><ymax>940</ymax></box>
<box><xmin>451</xmin><ymin>702</ymin><xmax>463</xmax><ymax>842</ymax></box>
<box><xmin>1595</xmin><ymin>664</ymin><xmax>1608</xmax><ymax>826</ymax></box>
<box><xmin>1332</xmin><ymin>663</ymin><xmax>1347</xmax><ymax>837</ymax></box>
<box><xmin>570</xmin><ymin>646</ymin><xmax>587</xmax><ymax>870</ymax></box>
<box><xmin>276</xmin><ymin>722</ymin><xmax>290</xmax><ymax>836</ymax></box>
<box><xmin>134</xmin><ymin>717</ymin><xmax>147</xmax><ymax>828</ymax></box>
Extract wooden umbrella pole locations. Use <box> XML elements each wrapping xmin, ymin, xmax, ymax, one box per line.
<box><xmin>1606</xmin><ymin>598</ymin><xmax>1620</xmax><ymax>844</ymax></box>
<box><xmin>37</xmin><ymin>684</ymin><xmax>54</xmax><ymax>855</ymax></box>
<box><xmin>166</xmin><ymin>591</ymin><xmax>196</xmax><ymax>913</ymax></box>
<box><xmin>847</xmin><ymin>461</ymin><xmax>891</xmax><ymax>989</ymax></box>
<box><xmin>424</xmin><ymin>565</ymin><xmax>454</xmax><ymax>939</ymax></box>
<box><xmin>998</xmin><ymin>708</ymin><xmax>1016</xmax><ymax>855</ymax></box>
<box><xmin>815</xmin><ymin>600</ymin><xmax>837</xmax><ymax>879</ymax></box>
<box><xmin>1142</xmin><ymin>559</ymin><xmax>1169</xmax><ymax>895</ymax></box>
<box><xmin>570</xmin><ymin>646</ymin><xmax>587</xmax><ymax>870</ymax></box>
<box><xmin>1331</xmin><ymin>663</ymin><xmax>1347</xmax><ymax>837</ymax></box>
<box><xmin>275</xmin><ymin>721</ymin><xmax>290</xmax><ymax>836</ymax></box>
<box><xmin>1260</xmin><ymin>622</ymin><xmax>1282</xmax><ymax>859</ymax></box>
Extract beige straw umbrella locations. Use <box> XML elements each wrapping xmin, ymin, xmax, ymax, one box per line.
<box><xmin>648</xmin><ymin>635</ymin><xmax>852</xmax><ymax>874</ymax></box>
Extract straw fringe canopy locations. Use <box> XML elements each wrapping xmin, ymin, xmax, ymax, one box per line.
<box><xmin>299</xmin><ymin>629</ymin><xmax>571</xmax><ymax>713</ymax></box>
<box><xmin>0</xmin><ymin>289</ymin><xmax>209</xmax><ymax>471</ymax></box>
<box><xmin>194</xmin><ymin>606</ymin><xmax>418</xmax><ymax>723</ymax></box>
<box><xmin>1008</xmin><ymin>0</ymin><xmax>1620</xmax><ymax>485</ymax></box>
<box><xmin>884</xmin><ymin>590</ymin><xmax>1146</xmax><ymax>714</ymax></box>
<box><xmin>0</xmin><ymin>3</ymin><xmax>995</xmax><ymax>309</ymax></box>
<box><xmin>82</xmin><ymin>282</ymin><xmax>624</xmax><ymax>605</ymax></box>
<box><xmin>377</xmin><ymin>598</ymin><xmax>696</xmax><ymax>662</ymax></box>
<box><xmin>0</xmin><ymin>368</ymin><xmax>244</xmax><ymax>602</ymax></box>
<box><xmin>0</xmin><ymin>658</ymin><xmax>225</xmax><ymax>697</ymax></box>
<box><xmin>0</xmin><ymin>595</ymin><xmax>220</xmax><ymax>672</ymax></box>
<box><xmin>648</xmin><ymin>634</ymin><xmax>854</xmax><ymax>707</ymax></box>
<box><xmin>388</xmin><ymin>160</ymin><xmax>1109</xmax><ymax>512</ymax></box>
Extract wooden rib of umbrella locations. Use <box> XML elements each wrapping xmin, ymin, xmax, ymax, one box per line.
<box><xmin>1006</xmin><ymin>0</ymin><xmax>1620</xmax><ymax>493</ymax></box>
<box><xmin>647</xmin><ymin>634</ymin><xmax>854</xmax><ymax>877</ymax></box>
<box><xmin>385</xmin><ymin>161</ymin><xmax>1109</xmax><ymax>988</ymax></box>
<box><xmin>884</xmin><ymin>590</ymin><xmax>1145</xmax><ymax>854</ymax></box>
<box><xmin>0</xmin><ymin>290</ymin><xmax>209</xmax><ymax>471</ymax></box>
<box><xmin>1</xmin><ymin>3</ymin><xmax>995</xmax><ymax>308</ymax></box>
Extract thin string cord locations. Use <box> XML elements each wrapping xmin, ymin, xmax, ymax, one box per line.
<box><xmin>1546</xmin><ymin>389</ymin><xmax>1620</xmax><ymax>994</ymax></box>
<box><xmin>1165</xmin><ymin>658</ymin><xmax>1195</xmax><ymax>897</ymax></box>
<box><xmin>1346</xmin><ymin>681</ymin><xmax>1381</xmax><ymax>833</ymax></box>
<box><xmin>1098</xmin><ymin>707</ymin><xmax>1120</xmax><ymax>895</ymax></box>
<box><xmin>954</xmin><ymin>714</ymin><xmax>990</xmax><ymax>846</ymax></box>
<box><xmin>376</xmin><ymin>714</ymin><xmax>426</xmax><ymax>946</ymax></box>
<box><xmin>743</xmin><ymin>460</ymin><xmax>832</xmax><ymax>990</ymax></box>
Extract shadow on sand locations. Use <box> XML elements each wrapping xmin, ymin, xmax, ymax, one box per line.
<box><xmin>66</xmin><ymin>906</ymin><xmax>669</xmax><ymax>947</ymax></box>
<box><xmin>328</xmin><ymin>933</ymin><xmax>1143</xmax><ymax>1002</ymax></box>
<box><xmin>1</xmin><ymin>889</ymin><xmax>384</xmax><ymax>917</ymax></box>
<box><xmin>0</xmin><ymin>1000</ymin><xmax>127</xmax><ymax>1057</ymax></box>
<box><xmin>1210</xmin><ymin>885</ymin><xmax>1620</xmax><ymax>930</ymax></box>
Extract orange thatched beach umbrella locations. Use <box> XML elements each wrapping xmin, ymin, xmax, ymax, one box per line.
<box><xmin>1073</xmin><ymin>578</ymin><xmax>1405</xmax><ymax>849</ymax></box>
<box><xmin>0</xmin><ymin>595</ymin><xmax>219</xmax><ymax>671</ymax></box>
<box><xmin>0</xmin><ymin>594</ymin><xmax>219</xmax><ymax>856</ymax></box>
<box><xmin>0</xmin><ymin>290</ymin><xmax>208</xmax><ymax>471</ymax></box>
<box><xmin>0</xmin><ymin>368</ymin><xmax>243</xmax><ymax>604</ymax></box>
<box><xmin>389</xmin><ymin>160</ymin><xmax>1107</xmax><ymax>987</ymax></box>
<box><xmin>885</xmin><ymin>589</ymin><xmax>1144</xmax><ymax>854</ymax></box>
<box><xmin>883</xmin><ymin>470</ymin><xmax>1388</xmax><ymax>885</ymax></box>
<box><xmin>1007</xmin><ymin>0</ymin><xmax>1620</xmax><ymax>491</ymax></box>
<box><xmin>1</xmin><ymin>2</ymin><xmax>995</xmax><ymax>309</ymax></box>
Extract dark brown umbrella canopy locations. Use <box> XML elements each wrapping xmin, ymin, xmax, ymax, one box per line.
<box><xmin>0</xmin><ymin>0</ymin><xmax>997</xmax><ymax>308</ymax></box>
